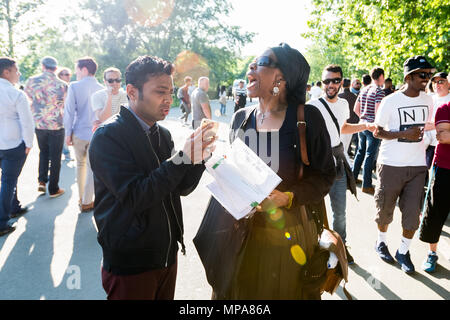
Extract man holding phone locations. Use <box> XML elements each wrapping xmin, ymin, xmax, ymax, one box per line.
<box><xmin>373</xmin><ymin>56</ymin><xmax>435</xmax><ymax>274</ymax></box>
<box><xmin>89</xmin><ymin>55</ymin><xmax>216</xmax><ymax>300</ymax></box>
<box><xmin>91</xmin><ymin>67</ymin><xmax>128</xmax><ymax>127</ymax></box>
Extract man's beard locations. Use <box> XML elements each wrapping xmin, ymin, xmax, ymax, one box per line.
<box><xmin>326</xmin><ymin>85</ymin><xmax>341</xmax><ymax>100</ymax></box>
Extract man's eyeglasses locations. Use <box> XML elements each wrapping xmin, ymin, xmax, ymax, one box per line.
<box><xmin>322</xmin><ymin>78</ymin><xmax>342</xmax><ymax>85</ymax></box>
<box><xmin>254</xmin><ymin>56</ymin><xmax>279</xmax><ymax>68</ymax></box>
<box><xmin>412</xmin><ymin>72</ymin><xmax>433</xmax><ymax>80</ymax></box>
<box><xmin>60</xmin><ymin>73</ymin><xmax>70</xmax><ymax>77</ymax></box>
<box><xmin>106</xmin><ymin>78</ymin><xmax>122</xmax><ymax>83</ymax></box>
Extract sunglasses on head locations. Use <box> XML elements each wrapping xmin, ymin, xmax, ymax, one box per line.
<box><xmin>255</xmin><ymin>56</ymin><xmax>279</xmax><ymax>68</ymax></box>
<box><xmin>322</xmin><ymin>78</ymin><xmax>342</xmax><ymax>85</ymax></box>
<box><xmin>412</xmin><ymin>72</ymin><xmax>433</xmax><ymax>80</ymax></box>
<box><xmin>106</xmin><ymin>78</ymin><xmax>121</xmax><ymax>83</ymax></box>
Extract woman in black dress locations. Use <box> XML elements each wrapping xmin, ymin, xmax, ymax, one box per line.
<box><xmin>206</xmin><ymin>43</ymin><xmax>336</xmax><ymax>299</ymax></box>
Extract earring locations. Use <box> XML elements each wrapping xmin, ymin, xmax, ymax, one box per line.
<box><xmin>272</xmin><ymin>80</ymin><xmax>281</xmax><ymax>96</ymax></box>
<box><xmin>272</xmin><ymin>86</ymin><xmax>280</xmax><ymax>96</ymax></box>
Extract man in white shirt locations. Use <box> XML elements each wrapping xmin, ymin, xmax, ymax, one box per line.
<box><xmin>424</xmin><ymin>72</ymin><xmax>450</xmax><ymax>168</ymax></box>
<box><xmin>309</xmin><ymin>65</ymin><xmax>374</xmax><ymax>264</ymax></box>
<box><xmin>0</xmin><ymin>57</ymin><xmax>35</xmax><ymax>236</ymax></box>
<box><xmin>91</xmin><ymin>67</ymin><xmax>128</xmax><ymax>128</ymax></box>
<box><xmin>373</xmin><ymin>55</ymin><xmax>435</xmax><ymax>274</ymax></box>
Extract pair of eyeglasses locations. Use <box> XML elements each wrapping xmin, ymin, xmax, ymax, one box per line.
<box><xmin>434</xmin><ymin>79</ymin><xmax>447</xmax><ymax>85</ymax></box>
<box><xmin>322</xmin><ymin>78</ymin><xmax>342</xmax><ymax>85</ymax></box>
<box><xmin>412</xmin><ymin>72</ymin><xmax>433</xmax><ymax>80</ymax></box>
<box><xmin>60</xmin><ymin>73</ymin><xmax>70</xmax><ymax>77</ymax></box>
<box><xmin>254</xmin><ymin>56</ymin><xmax>279</xmax><ymax>68</ymax></box>
<box><xmin>107</xmin><ymin>78</ymin><xmax>121</xmax><ymax>83</ymax></box>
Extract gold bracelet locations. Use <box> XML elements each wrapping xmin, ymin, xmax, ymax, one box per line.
<box><xmin>284</xmin><ymin>192</ymin><xmax>294</xmax><ymax>209</ymax></box>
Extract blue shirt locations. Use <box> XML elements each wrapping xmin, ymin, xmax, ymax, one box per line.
<box><xmin>0</xmin><ymin>78</ymin><xmax>35</xmax><ymax>150</ymax></box>
<box><xmin>64</xmin><ymin>76</ymin><xmax>104</xmax><ymax>141</ymax></box>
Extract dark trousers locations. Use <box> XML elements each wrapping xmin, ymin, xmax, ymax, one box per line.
<box><xmin>425</xmin><ymin>145</ymin><xmax>436</xmax><ymax>169</ymax></box>
<box><xmin>353</xmin><ymin>130</ymin><xmax>380</xmax><ymax>188</ymax></box>
<box><xmin>0</xmin><ymin>142</ymin><xmax>27</xmax><ymax>229</ymax></box>
<box><xmin>35</xmin><ymin>129</ymin><xmax>64</xmax><ymax>194</ymax></box>
<box><xmin>420</xmin><ymin>166</ymin><xmax>450</xmax><ymax>244</ymax></box>
<box><xmin>101</xmin><ymin>260</ymin><xmax>178</xmax><ymax>300</ymax></box>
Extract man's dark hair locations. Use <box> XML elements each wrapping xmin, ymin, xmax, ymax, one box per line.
<box><xmin>125</xmin><ymin>55</ymin><xmax>174</xmax><ymax>99</ymax></box>
<box><xmin>343</xmin><ymin>78</ymin><xmax>351</xmax><ymax>88</ymax></box>
<box><xmin>362</xmin><ymin>74</ymin><xmax>372</xmax><ymax>85</ymax></box>
<box><xmin>316</xmin><ymin>81</ymin><xmax>322</xmax><ymax>87</ymax></box>
<box><xmin>370</xmin><ymin>67</ymin><xmax>384</xmax><ymax>80</ymax></box>
<box><xmin>324</xmin><ymin>64</ymin><xmax>343</xmax><ymax>78</ymax></box>
<box><xmin>0</xmin><ymin>57</ymin><xmax>16</xmax><ymax>76</ymax></box>
<box><xmin>77</xmin><ymin>57</ymin><xmax>98</xmax><ymax>75</ymax></box>
<box><xmin>385</xmin><ymin>77</ymin><xmax>392</xmax><ymax>83</ymax></box>
<box><xmin>44</xmin><ymin>66</ymin><xmax>57</xmax><ymax>72</ymax></box>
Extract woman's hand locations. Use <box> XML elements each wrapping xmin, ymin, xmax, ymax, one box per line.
<box><xmin>256</xmin><ymin>189</ymin><xmax>290</xmax><ymax>212</ymax></box>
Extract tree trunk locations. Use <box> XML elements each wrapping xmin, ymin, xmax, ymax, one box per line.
<box><xmin>5</xmin><ymin>0</ymin><xmax>14</xmax><ymax>57</ymax></box>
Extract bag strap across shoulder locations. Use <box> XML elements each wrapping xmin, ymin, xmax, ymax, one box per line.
<box><xmin>319</xmin><ymin>98</ymin><xmax>341</xmax><ymax>137</ymax></box>
<box><xmin>297</xmin><ymin>104</ymin><xmax>310</xmax><ymax>180</ymax></box>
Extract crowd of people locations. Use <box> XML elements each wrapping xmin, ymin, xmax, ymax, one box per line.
<box><xmin>0</xmin><ymin>45</ymin><xmax>448</xmax><ymax>301</ymax></box>
<box><xmin>305</xmin><ymin>57</ymin><xmax>449</xmax><ymax>275</ymax></box>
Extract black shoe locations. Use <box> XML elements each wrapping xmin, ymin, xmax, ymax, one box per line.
<box><xmin>10</xmin><ymin>206</ymin><xmax>29</xmax><ymax>218</ymax></box>
<box><xmin>0</xmin><ymin>225</ymin><xmax>16</xmax><ymax>237</ymax></box>
<box><xmin>345</xmin><ymin>246</ymin><xmax>355</xmax><ymax>265</ymax></box>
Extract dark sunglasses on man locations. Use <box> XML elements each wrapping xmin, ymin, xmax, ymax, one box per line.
<box><xmin>412</xmin><ymin>72</ymin><xmax>433</xmax><ymax>80</ymax></box>
<box><xmin>106</xmin><ymin>78</ymin><xmax>122</xmax><ymax>83</ymax></box>
<box><xmin>254</xmin><ymin>56</ymin><xmax>279</xmax><ymax>68</ymax></box>
<box><xmin>60</xmin><ymin>73</ymin><xmax>70</xmax><ymax>77</ymax></box>
<box><xmin>322</xmin><ymin>78</ymin><xmax>342</xmax><ymax>85</ymax></box>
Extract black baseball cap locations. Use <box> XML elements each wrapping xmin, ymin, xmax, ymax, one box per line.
<box><xmin>403</xmin><ymin>55</ymin><xmax>435</xmax><ymax>80</ymax></box>
<box><xmin>431</xmin><ymin>71</ymin><xmax>448</xmax><ymax>82</ymax></box>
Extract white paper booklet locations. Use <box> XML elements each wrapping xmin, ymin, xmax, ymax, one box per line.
<box><xmin>205</xmin><ymin>138</ymin><xmax>282</xmax><ymax>220</ymax></box>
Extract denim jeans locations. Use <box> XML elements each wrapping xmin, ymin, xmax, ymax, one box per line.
<box><xmin>35</xmin><ymin>129</ymin><xmax>65</xmax><ymax>194</ymax></box>
<box><xmin>352</xmin><ymin>130</ymin><xmax>380</xmax><ymax>188</ymax></box>
<box><xmin>220</xmin><ymin>103</ymin><xmax>226</xmax><ymax>115</ymax></box>
<box><xmin>329</xmin><ymin>171</ymin><xmax>348</xmax><ymax>243</ymax></box>
<box><xmin>0</xmin><ymin>142</ymin><xmax>27</xmax><ymax>229</ymax></box>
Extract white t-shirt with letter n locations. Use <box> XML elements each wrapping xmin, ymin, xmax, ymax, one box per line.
<box><xmin>375</xmin><ymin>91</ymin><xmax>433</xmax><ymax>167</ymax></box>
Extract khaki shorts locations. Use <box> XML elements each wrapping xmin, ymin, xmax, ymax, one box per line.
<box><xmin>374</xmin><ymin>164</ymin><xmax>427</xmax><ymax>231</ymax></box>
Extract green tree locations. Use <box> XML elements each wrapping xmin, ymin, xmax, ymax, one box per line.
<box><xmin>305</xmin><ymin>0</ymin><xmax>450</xmax><ymax>84</ymax></box>
<box><xmin>0</xmin><ymin>0</ymin><xmax>46</xmax><ymax>57</ymax></box>
<box><xmin>82</xmin><ymin>0</ymin><xmax>254</xmax><ymax>87</ymax></box>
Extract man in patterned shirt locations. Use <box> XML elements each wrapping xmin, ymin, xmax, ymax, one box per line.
<box><xmin>25</xmin><ymin>56</ymin><xmax>67</xmax><ymax>198</ymax></box>
<box><xmin>353</xmin><ymin>67</ymin><xmax>385</xmax><ymax>195</ymax></box>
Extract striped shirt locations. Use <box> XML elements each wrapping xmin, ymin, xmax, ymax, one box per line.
<box><xmin>357</xmin><ymin>84</ymin><xmax>385</xmax><ymax>123</ymax></box>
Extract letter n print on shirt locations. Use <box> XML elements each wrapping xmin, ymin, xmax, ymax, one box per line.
<box><xmin>397</xmin><ymin>105</ymin><xmax>428</xmax><ymax>143</ymax></box>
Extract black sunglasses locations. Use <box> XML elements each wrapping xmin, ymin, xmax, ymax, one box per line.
<box><xmin>412</xmin><ymin>72</ymin><xmax>433</xmax><ymax>80</ymax></box>
<box><xmin>255</xmin><ymin>56</ymin><xmax>279</xmax><ymax>68</ymax></box>
<box><xmin>322</xmin><ymin>78</ymin><xmax>342</xmax><ymax>85</ymax></box>
<box><xmin>60</xmin><ymin>73</ymin><xmax>70</xmax><ymax>77</ymax></box>
<box><xmin>106</xmin><ymin>78</ymin><xmax>121</xmax><ymax>83</ymax></box>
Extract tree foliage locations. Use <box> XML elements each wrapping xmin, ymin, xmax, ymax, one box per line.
<box><xmin>304</xmin><ymin>0</ymin><xmax>450</xmax><ymax>84</ymax></box>
<box><xmin>82</xmin><ymin>0</ymin><xmax>255</xmax><ymax>87</ymax></box>
<box><xmin>0</xmin><ymin>0</ymin><xmax>46</xmax><ymax>57</ymax></box>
